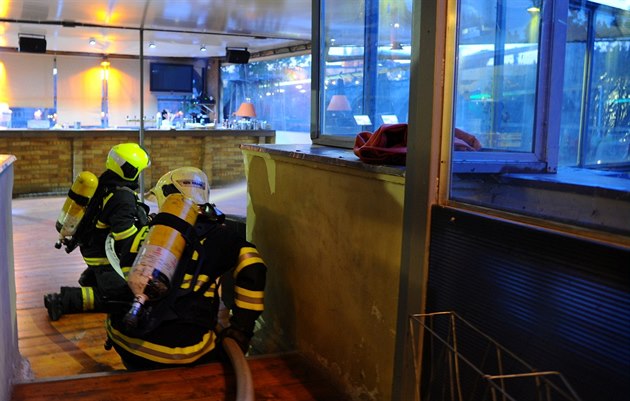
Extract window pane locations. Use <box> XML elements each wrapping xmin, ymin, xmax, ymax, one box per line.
<box><xmin>323</xmin><ymin>1</ymin><xmax>366</xmax><ymax>136</ymax></box>
<box><xmin>374</xmin><ymin>1</ymin><xmax>412</xmax><ymax>126</ymax></box>
<box><xmin>584</xmin><ymin>7</ymin><xmax>630</xmax><ymax>166</ymax></box>
<box><xmin>559</xmin><ymin>6</ymin><xmax>589</xmax><ymax>166</ymax></box>
<box><xmin>453</xmin><ymin>0</ymin><xmax>540</xmax><ymax>152</ymax></box>
<box><xmin>320</xmin><ymin>0</ymin><xmax>411</xmax><ymax>139</ymax></box>
<box><xmin>220</xmin><ymin>55</ymin><xmax>311</xmax><ymax>132</ymax></box>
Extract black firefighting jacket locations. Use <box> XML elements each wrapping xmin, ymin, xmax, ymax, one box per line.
<box><xmin>79</xmin><ymin>170</ymin><xmax>149</xmax><ymax>268</ymax></box>
<box><xmin>106</xmin><ymin>214</ymin><xmax>267</xmax><ymax>366</ymax></box>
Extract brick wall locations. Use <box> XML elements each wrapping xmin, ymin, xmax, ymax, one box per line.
<box><xmin>2</xmin><ymin>137</ymin><xmax>74</xmax><ymax>194</ymax></box>
<box><xmin>1</xmin><ymin>130</ymin><xmax>274</xmax><ymax>196</ymax></box>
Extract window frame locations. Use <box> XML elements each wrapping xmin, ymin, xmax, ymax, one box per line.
<box><xmin>312</xmin><ymin>0</ymin><xmax>413</xmax><ymax>148</ymax></box>
<box><xmin>450</xmin><ymin>0</ymin><xmax>568</xmax><ymax>174</ymax></box>
<box><xmin>444</xmin><ymin>0</ymin><xmax>630</xmax><ymax>245</ymax></box>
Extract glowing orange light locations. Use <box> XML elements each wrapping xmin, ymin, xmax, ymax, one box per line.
<box><xmin>0</xmin><ymin>61</ymin><xmax>8</xmax><ymax>103</ymax></box>
<box><xmin>0</xmin><ymin>0</ymin><xmax>9</xmax><ymax>18</ymax></box>
<box><xmin>96</xmin><ymin>9</ymin><xmax>120</xmax><ymax>24</ymax></box>
<box><xmin>100</xmin><ymin>58</ymin><xmax>110</xmax><ymax>81</ymax></box>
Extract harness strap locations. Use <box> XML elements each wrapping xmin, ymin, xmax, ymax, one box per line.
<box><xmin>149</xmin><ymin>212</ymin><xmax>200</xmax><ymax>252</ymax></box>
<box><xmin>67</xmin><ymin>188</ymin><xmax>91</xmax><ymax>206</ymax></box>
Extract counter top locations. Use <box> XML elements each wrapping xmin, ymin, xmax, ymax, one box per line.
<box><xmin>0</xmin><ymin>128</ymin><xmax>275</xmax><ymax>138</ymax></box>
<box><xmin>240</xmin><ymin>143</ymin><xmax>406</xmax><ymax>178</ymax></box>
<box><xmin>0</xmin><ymin>154</ymin><xmax>17</xmax><ymax>174</ymax></box>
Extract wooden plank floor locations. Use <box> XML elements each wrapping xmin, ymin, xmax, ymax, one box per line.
<box><xmin>13</xmin><ymin>183</ymin><xmax>249</xmax><ymax>379</ymax></box>
<box><xmin>12</xmin><ymin>352</ymin><xmax>349</xmax><ymax>401</ymax></box>
<box><xmin>11</xmin><ymin>194</ymin><xmax>349</xmax><ymax>400</ymax></box>
<box><xmin>12</xmin><ymin>196</ymin><xmax>126</xmax><ymax>379</ymax></box>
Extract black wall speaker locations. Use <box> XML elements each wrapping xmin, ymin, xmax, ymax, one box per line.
<box><xmin>226</xmin><ymin>48</ymin><xmax>250</xmax><ymax>64</ymax></box>
<box><xmin>19</xmin><ymin>36</ymin><xmax>47</xmax><ymax>53</ymax></box>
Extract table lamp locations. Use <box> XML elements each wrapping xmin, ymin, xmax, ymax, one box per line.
<box><xmin>235</xmin><ymin>102</ymin><xmax>257</xmax><ymax>119</ymax></box>
<box><xmin>326</xmin><ymin>95</ymin><xmax>351</xmax><ymax>112</ymax></box>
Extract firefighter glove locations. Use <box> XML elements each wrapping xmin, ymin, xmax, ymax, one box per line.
<box><xmin>218</xmin><ymin>325</ymin><xmax>252</xmax><ymax>354</ymax></box>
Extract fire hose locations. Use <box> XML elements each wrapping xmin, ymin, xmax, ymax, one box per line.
<box><xmin>222</xmin><ymin>337</ymin><xmax>255</xmax><ymax>401</ymax></box>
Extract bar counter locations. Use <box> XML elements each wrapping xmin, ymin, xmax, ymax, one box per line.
<box><xmin>0</xmin><ymin>128</ymin><xmax>275</xmax><ymax>196</ymax></box>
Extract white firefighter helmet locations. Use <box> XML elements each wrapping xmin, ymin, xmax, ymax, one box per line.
<box><xmin>149</xmin><ymin>167</ymin><xmax>209</xmax><ymax>208</ymax></box>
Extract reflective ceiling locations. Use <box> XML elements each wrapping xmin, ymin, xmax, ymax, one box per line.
<box><xmin>0</xmin><ymin>0</ymin><xmax>313</xmax><ymax>58</ymax></box>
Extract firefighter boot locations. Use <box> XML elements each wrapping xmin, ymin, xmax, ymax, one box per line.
<box><xmin>44</xmin><ymin>293</ymin><xmax>63</xmax><ymax>321</ymax></box>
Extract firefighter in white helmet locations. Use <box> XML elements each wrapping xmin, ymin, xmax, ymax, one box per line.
<box><xmin>45</xmin><ymin>143</ymin><xmax>151</xmax><ymax>321</ymax></box>
<box><xmin>105</xmin><ymin>167</ymin><xmax>267</xmax><ymax>370</ymax></box>
<box><xmin>150</xmin><ymin>165</ymin><xmax>211</xmax><ymax>206</ymax></box>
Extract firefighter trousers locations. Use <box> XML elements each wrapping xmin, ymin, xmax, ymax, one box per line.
<box><xmin>58</xmin><ymin>265</ymin><xmax>131</xmax><ymax>314</ymax></box>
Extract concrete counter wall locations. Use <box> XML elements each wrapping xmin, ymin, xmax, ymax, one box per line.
<box><xmin>241</xmin><ymin>144</ymin><xmax>405</xmax><ymax>401</ymax></box>
<box><xmin>0</xmin><ymin>154</ymin><xmax>21</xmax><ymax>401</ymax></box>
<box><xmin>0</xmin><ymin>129</ymin><xmax>275</xmax><ymax>196</ymax></box>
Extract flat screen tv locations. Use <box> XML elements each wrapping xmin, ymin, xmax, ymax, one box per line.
<box><xmin>150</xmin><ymin>62</ymin><xmax>194</xmax><ymax>93</ymax></box>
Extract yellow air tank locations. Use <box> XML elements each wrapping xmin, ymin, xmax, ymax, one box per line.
<box><xmin>55</xmin><ymin>171</ymin><xmax>99</xmax><ymax>239</ymax></box>
<box><xmin>123</xmin><ymin>193</ymin><xmax>199</xmax><ymax>329</ymax></box>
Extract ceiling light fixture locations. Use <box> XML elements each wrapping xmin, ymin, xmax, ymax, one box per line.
<box><xmin>149</xmin><ymin>42</ymin><xmax>156</xmax><ymax>48</ymax></box>
<box><xmin>200</xmin><ymin>45</ymin><xmax>207</xmax><ymax>52</ymax></box>
<box><xmin>89</xmin><ymin>38</ymin><xmax>96</xmax><ymax>46</ymax></box>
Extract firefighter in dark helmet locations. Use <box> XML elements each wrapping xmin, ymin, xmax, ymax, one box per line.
<box><xmin>44</xmin><ymin>143</ymin><xmax>151</xmax><ymax>321</ymax></box>
<box><xmin>105</xmin><ymin>167</ymin><xmax>267</xmax><ymax>370</ymax></box>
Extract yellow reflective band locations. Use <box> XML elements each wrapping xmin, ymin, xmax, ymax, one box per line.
<box><xmin>94</xmin><ymin>194</ymin><xmax>113</xmax><ymax>229</ymax></box>
<box><xmin>234</xmin><ymin>247</ymin><xmax>264</xmax><ymax>277</ymax></box>
<box><xmin>191</xmin><ymin>238</ymin><xmax>206</xmax><ymax>261</ymax></box>
<box><xmin>130</xmin><ymin>226</ymin><xmax>149</xmax><ymax>252</ymax></box>
<box><xmin>203</xmin><ymin>283</ymin><xmax>217</xmax><ymax>298</ymax></box>
<box><xmin>81</xmin><ymin>287</ymin><xmax>95</xmax><ymax>311</ymax></box>
<box><xmin>193</xmin><ymin>274</ymin><xmax>211</xmax><ymax>291</ymax></box>
<box><xmin>181</xmin><ymin>275</ymin><xmax>215</xmax><ymax>292</ymax></box>
<box><xmin>83</xmin><ymin>257</ymin><xmax>110</xmax><ymax>266</ymax></box>
<box><xmin>234</xmin><ymin>298</ymin><xmax>264</xmax><ymax>311</ymax></box>
<box><xmin>105</xmin><ymin>319</ymin><xmax>216</xmax><ymax>364</ymax></box>
<box><xmin>122</xmin><ymin>266</ymin><xmax>131</xmax><ymax>279</ymax></box>
<box><xmin>240</xmin><ymin>247</ymin><xmax>259</xmax><ymax>257</ymax></box>
<box><xmin>112</xmin><ymin>225</ymin><xmax>138</xmax><ymax>241</ymax></box>
<box><xmin>234</xmin><ymin>286</ymin><xmax>264</xmax><ymax>311</ymax></box>
<box><xmin>180</xmin><ymin>274</ymin><xmax>193</xmax><ymax>289</ymax></box>
<box><xmin>103</xmin><ymin>192</ymin><xmax>114</xmax><ymax>204</ymax></box>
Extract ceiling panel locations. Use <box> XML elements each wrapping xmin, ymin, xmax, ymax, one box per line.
<box><xmin>0</xmin><ymin>0</ymin><xmax>312</xmax><ymax>58</ymax></box>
